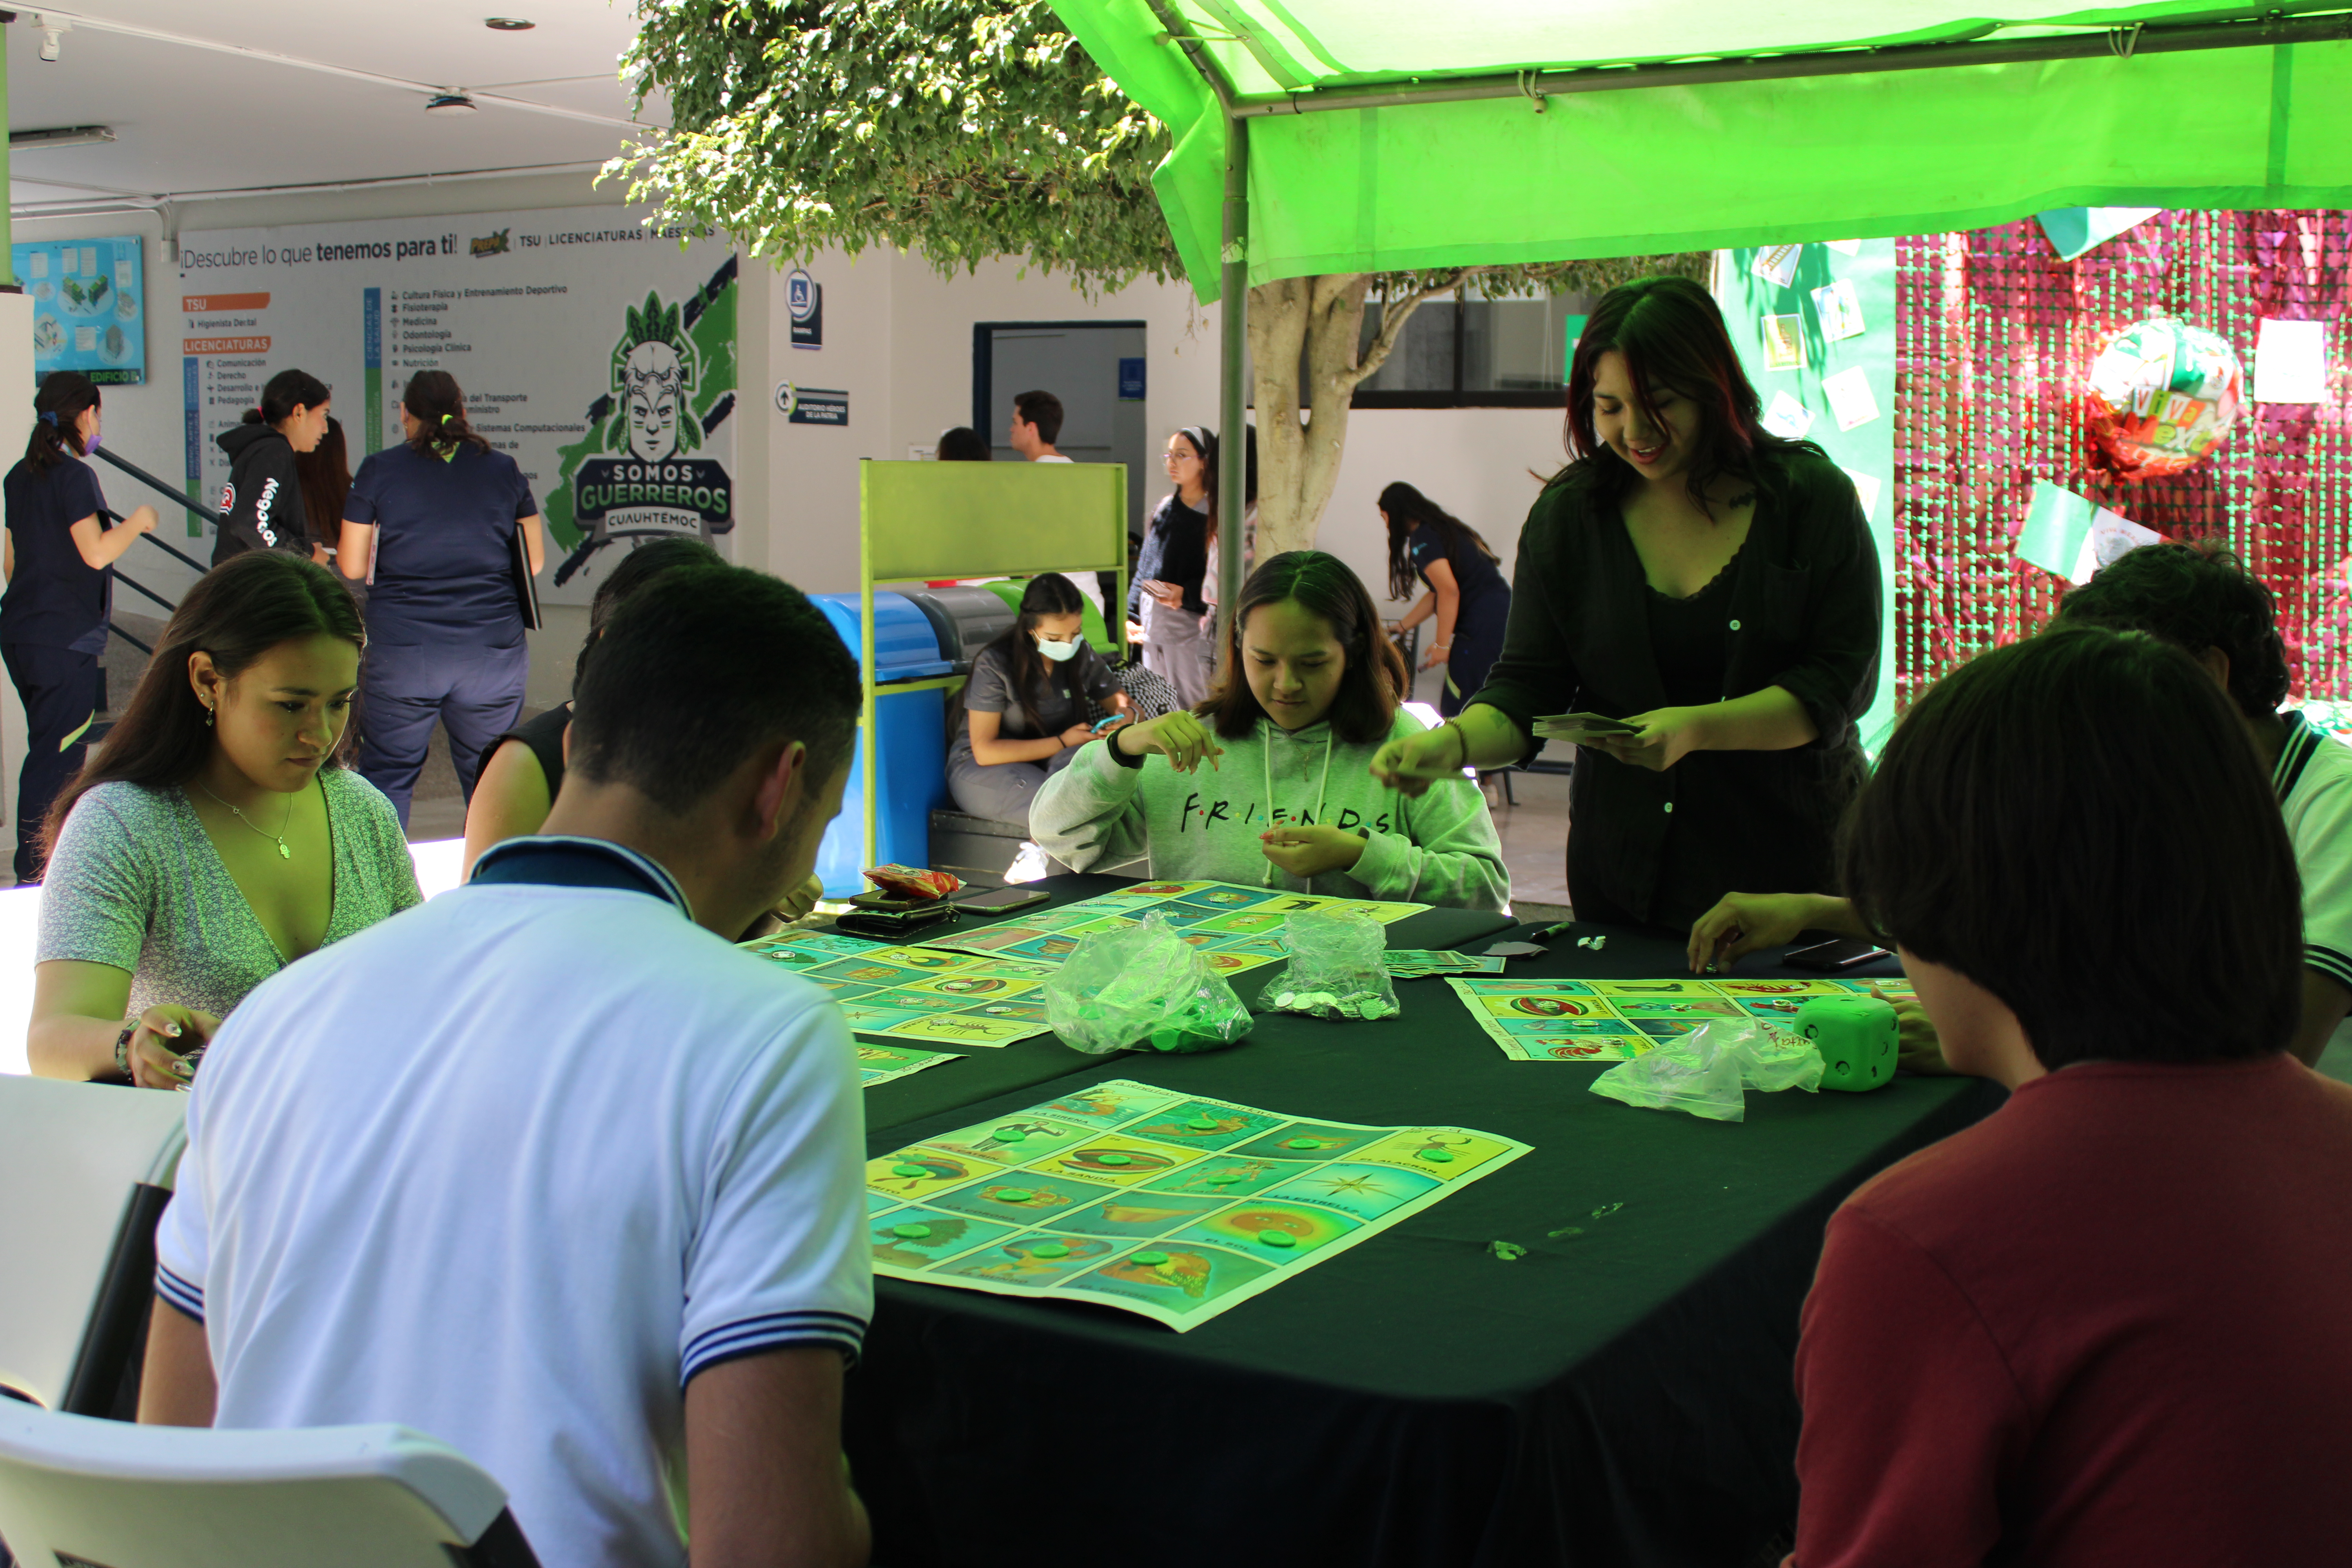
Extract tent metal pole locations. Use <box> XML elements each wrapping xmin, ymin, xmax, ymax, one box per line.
<box><xmin>1229</xmin><ymin>8</ymin><xmax>2352</xmax><ymax>116</ymax></box>
<box><xmin>1215</xmin><ymin>113</ymin><xmax>1249</xmax><ymax>674</ymax></box>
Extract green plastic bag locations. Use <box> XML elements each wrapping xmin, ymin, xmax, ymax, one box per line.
<box><xmin>1044</xmin><ymin>911</ymin><xmax>1254</xmax><ymax>1055</ymax></box>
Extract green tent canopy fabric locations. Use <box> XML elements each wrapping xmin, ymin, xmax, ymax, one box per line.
<box><xmin>1050</xmin><ymin>0</ymin><xmax>2352</xmax><ymax>297</ymax></box>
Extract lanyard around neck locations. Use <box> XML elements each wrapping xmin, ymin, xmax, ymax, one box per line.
<box><xmin>1262</xmin><ymin>720</ymin><xmax>1335</xmax><ymax>889</ymax></box>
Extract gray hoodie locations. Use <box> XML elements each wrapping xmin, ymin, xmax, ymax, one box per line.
<box><xmin>1031</xmin><ymin>708</ymin><xmax>1509</xmax><ymax>911</ymax></box>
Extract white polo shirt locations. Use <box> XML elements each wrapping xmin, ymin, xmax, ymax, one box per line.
<box><xmin>2278</xmin><ymin>713</ymin><xmax>2352</xmax><ymax>995</ymax></box>
<box><xmin>154</xmin><ymin>837</ymin><xmax>870</xmax><ymax>1568</ymax></box>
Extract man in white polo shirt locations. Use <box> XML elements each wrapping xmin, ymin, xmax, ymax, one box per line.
<box><xmin>140</xmin><ymin>564</ymin><xmax>873</xmax><ymax>1568</ymax></box>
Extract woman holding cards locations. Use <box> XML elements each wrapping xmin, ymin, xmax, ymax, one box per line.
<box><xmin>1370</xmin><ymin>276</ymin><xmax>1880</xmax><ymax>930</ymax></box>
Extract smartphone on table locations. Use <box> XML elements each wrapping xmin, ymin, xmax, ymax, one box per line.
<box><xmin>951</xmin><ymin>886</ymin><xmax>1051</xmax><ymax>915</ymax></box>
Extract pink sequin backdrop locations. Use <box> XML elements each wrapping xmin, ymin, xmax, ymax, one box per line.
<box><xmin>1893</xmin><ymin>212</ymin><xmax>2352</xmax><ymax>711</ymax></box>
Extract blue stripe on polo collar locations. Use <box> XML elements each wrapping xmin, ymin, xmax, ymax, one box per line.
<box><xmin>469</xmin><ymin>834</ymin><xmax>693</xmax><ymax>920</ymax></box>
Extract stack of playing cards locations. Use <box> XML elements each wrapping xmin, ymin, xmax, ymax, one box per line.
<box><xmin>1534</xmin><ymin>712</ymin><xmax>1641</xmax><ymax>740</ymax></box>
<box><xmin>1383</xmin><ymin>950</ymin><xmax>1508</xmax><ymax>979</ymax></box>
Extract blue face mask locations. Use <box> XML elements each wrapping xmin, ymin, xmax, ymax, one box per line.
<box><xmin>1035</xmin><ymin>636</ymin><xmax>1081</xmax><ymax>663</ymax></box>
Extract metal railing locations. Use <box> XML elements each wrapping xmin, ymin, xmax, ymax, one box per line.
<box><xmin>87</xmin><ymin>448</ymin><xmax>233</xmax><ymax>655</ymax></box>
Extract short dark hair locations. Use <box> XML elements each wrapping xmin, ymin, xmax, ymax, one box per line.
<box><xmin>250</xmin><ymin>368</ymin><xmax>330</xmax><ymax>428</ymax></box>
<box><xmin>573</xmin><ymin>537</ymin><xmax>724</xmax><ymax>698</ymax></box>
<box><xmin>935</xmin><ymin>426</ymin><xmax>993</xmax><ymax>461</ymax></box>
<box><xmin>1842</xmin><ymin>624</ymin><xmax>2300</xmax><ymax>1068</ymax></box>
<box><xmin>1203</xmin><ymin>551</ymin><xmax>1405</xmax><ymax>744</ymax></box>
<box><xmin>2051</xmin><ymin>539</ymin><xmax>2290</xmax><ymax>721</ymax></box>
<box><xmin>568</xmin><ymin>565</ymin><xmax>859</xmax><ymax>815</ymax></box>
<box><xmin>1013</xmin><ymin>390</ymin><xmax>1064</xmax><ymax>445</ymax></box>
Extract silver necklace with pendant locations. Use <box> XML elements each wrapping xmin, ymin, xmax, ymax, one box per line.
<box><xmin>197</xmin><ymin>780</ymin><xmax>295</xmax><ymax>859</ymax></box>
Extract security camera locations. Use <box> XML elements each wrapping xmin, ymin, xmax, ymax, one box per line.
<box><xmin>31</xmin><ymin>13</ymin><xmax>69</xmax><ymax>62</ymax></box>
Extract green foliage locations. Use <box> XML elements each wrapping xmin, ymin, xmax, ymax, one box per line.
<box><xmin>619</xmin><ymin>0</ymin><xmax>1179</xmax><ymax>291</ymax></box>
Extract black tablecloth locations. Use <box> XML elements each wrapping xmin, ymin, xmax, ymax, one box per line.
<box><xmin>844</xmin><ymin>917</ymin><xmax>2003</xmax><ymax>1568</ymax></box>
<box><xmin>852</xmin><ymin>875</ymin><xmax>1516</xmax><ymax>1132</ymax></box>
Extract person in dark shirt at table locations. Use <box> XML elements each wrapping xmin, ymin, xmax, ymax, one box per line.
<box><xmin>1785</xmin><ymin>624</ymin><xmax>2352</xmax><ymax>1567</ymax></box>
<box><xmin>1369</xmin><ymin>277</ymin><xmax>1880</xmax><ymax>931</ymax></box>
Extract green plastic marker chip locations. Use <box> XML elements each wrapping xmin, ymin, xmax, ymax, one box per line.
<box><xmin>1028</xmin><ymin>1241</ymin><xmax>1071</xmax><ymax>1259</ymax></box>
<box><xmin>890</xmin><ymin>1164</ymin><xmax>929</xmax><ymax>1178</ymax></box>
<box><xmin>1258</xmin><ymin>1230</ymin><xmax>1298</xmax><ymax>1249</ymax></box>
<box><xmin>992</xmin><ymin>1187</ymin><xmax>1034</xmax><ymax>1203</ymax></box>
<box><xmin>1283</xmin><ymin>1137</ymin><xmax>1321</xmax><ymax>1150</ymax></box>
<box><xmin>890</xmin><ymin>1223</ymin><xmax>932</xmax><ymax>1240</ymax></box>
<box><xmin>1092</xmin><ymin>1153</ymin><xmax>1132</xmax><ymax>1166</ymax></box>
<box><xmin>1131</xmin><ymin>1250</ymin><xmax>1170</xmax><ymax>1266</ymax></box>
<box><xmin>1415</xmin><ymin>1148</ymin><xmax>1455</xmax><ymax>1164</ymax></box>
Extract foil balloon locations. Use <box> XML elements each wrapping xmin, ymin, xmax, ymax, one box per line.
<box><xmin>2084</xmin><ymin>317</ymin><xmax>2245</xmax><ymax>479</ymax></box>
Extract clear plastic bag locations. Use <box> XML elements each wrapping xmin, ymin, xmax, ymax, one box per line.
<box><xmin>1589</xmin><ymin>1016</ymin><xmax>1822</xmax><ymax>1122</ymax></box>
<box><xmin>1263</xmin><ymin>907</ymin><xmax>1400</xmax><ymax>1020</ymax></box>
<box><xmin>1043</xmin><ymin>911</ymin><xmax>1254</xmax><ymax>1055</ymax></box>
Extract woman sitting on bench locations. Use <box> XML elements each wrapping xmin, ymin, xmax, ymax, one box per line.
<box><xmin>948</xmin><ymin>573</ymin><xmax>1131</xmax><ymax>827</ymax></box>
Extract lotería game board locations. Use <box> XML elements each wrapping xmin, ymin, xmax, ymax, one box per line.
<box><xmin>741</xmin><ymin>931</ymin><xmax>1062</xmax><ymax>1047</ymax></box>
<box><xmin>856</xmin><ymin>1043</ymin><xmax>959</xmax><ymax>1087</ymax></box>
<box><xmin>864</xmin><ymin>1078</ymin><xmax>1530</xmax><ymax>1330</ymax></box>
<box><xmin>1446</xmin><ymin>975</ymin><xmax>1917</xmax><ymax>1062</ymax></box>
<box><xmin>918</xmin><ymin>880</ymin><xmax>1427</xmax><ymax>977</ymax></box>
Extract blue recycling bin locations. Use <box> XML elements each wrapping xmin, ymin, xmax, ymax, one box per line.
<box><xmin>809</xmin><ymin>592</ymin><xmax>957</xmax><ymax>897</ymax></box>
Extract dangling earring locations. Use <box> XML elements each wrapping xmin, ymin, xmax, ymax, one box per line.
<box><xmin>203</xmin><ymin>703</ymin><xmax>215</xmax><ymax>728</ymax></box>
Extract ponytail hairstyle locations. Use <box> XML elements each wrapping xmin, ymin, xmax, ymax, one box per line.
<box><xmin>573</xmin><ymin>537</ymin><xmax>724</xmax><ymax>697</ymax></box>
<box><xmin>956</xmin><ymin>572</ymin><xmax>1087</xmax><ymax>741</ymax></box>
<box><xmin>295</xmin><ymin>417</ymin><xmax>352</xmax><ymax>549</ymax></box>
<box><xmin>1379</xmin><ymin>481</ymin><xmax>1497</xmax><ymax>601</ymax></box>
<box><xmin>249</xmin><ymin>368</ymin><xmax>330</xmax><ymax>433</ymax></box>
<box><xmin>26</xmin><ymin>372</ymin><xmax>100</xmax><ymax>474</ymax></box>
<box><xmin>1203</xmin><ymin>550</ymin><xmax>1405</xmax><ymax>743</ymax></box>
<box><xmin>401</xmin><ymin>370</ymin><xmax>492</xmax><ymax>457</ymax></box>
<box><xmin>44</xmin><ymin>552</ymin><xmax>365</xmax><ymax>860</ymax></box>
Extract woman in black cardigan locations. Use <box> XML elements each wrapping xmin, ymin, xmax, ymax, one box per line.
<box><xmin>1372</xmin><ymin>276</ymin><xmax>1880</xmax><ymax>930</ymax></box>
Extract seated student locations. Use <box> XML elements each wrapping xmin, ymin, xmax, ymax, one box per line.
<box><xmin>949</xmin><ymin>572</ymin><xmax>1130</xmax><ymax>824</ymax></box>
<box><xmin>1789</xmin><ymin>624</ymin><xmax>2352</xmax><ymax>1564</ymax></box>
<box><xmin>140</xmin><ymin>564</ymin><xmax>873</xmax><ymax>1568</ymax></box>
<box><xmin>1691</xmin><ymin>541</ymin><xmax>2352</xmax><ymax>1066</ymax></box>
<box><xmin>1033</xmin><ymin>550</ymin><xmax>1508</xmax><ymax>909</ymax></box>
<box><xmin>29</xmin><ymin>552</ymin><xmax>420</xmax><ymax>1090</ymax></box>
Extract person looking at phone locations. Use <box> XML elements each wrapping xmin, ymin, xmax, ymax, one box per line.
<box><xmin>1128</xmin><ymin>427</ymin><xmax>1216</xmax><ymax>706</ymax></box>
<box><xmin>27</xmin><ymin>551</ymin><xmax>421</xmax><ymax>1089</ymax></box>
<box><xmin>1787</xmin><ymin>623</ymin><xmax>2352</xmax><ymax>1566</ymax></box>
<box><xmin>1035</xmin><ymin>551</ymin><xmax>1506</xmax><ymax>909</ymax></box>
<box><xmin>1692</xmin><ymin>541</ymin><xmax>2352</xmax><ymax>1069</ymax></box>
<box><xmin>1368</xmin><ymin>278</ymin><xmax>1881</xmax><ymax>931</ymax></box>
<box><xmin>949</xmin><ymin>572</ymin><xmax>1130</xmax><ymax>826</ymax></box>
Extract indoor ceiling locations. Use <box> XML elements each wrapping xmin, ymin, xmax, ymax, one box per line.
<box><xmin>5</xmin><ymin>1</ymin><xmax>670</xmax><ymax>212</ymax></box>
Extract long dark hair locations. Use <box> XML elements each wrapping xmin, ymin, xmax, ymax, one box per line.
<box><xmin>1557</xmin><ymin>276</ymin><xmax>1820</xmax><ymax>517</ymax></box>
<box><xmin>25</xmin><ymin>372</ymin><xmax>100</xmax><ymax>474</ymax></box>
<box><xmin>295</xmin><ymin>416</ymin><xmax>350</xmax><ymax>551</ymax></box>
<box><xmin>1843</xmin><ymin>624</ymin><xmax>2300</xmax><ymax>1068</ymax></box>
<box><xmin>1172</xmin><ymin>424</ymin><xmax>1258</xmax><ymax>549</ymax></box>
<box><xmin>1203</xmin><ymin>551</ymin><xmax>1405</xmax><ymax>744</ymax></box>
<box><xmin>574</xmin><ymin>537</ymin><xmax>723</xmax><ymax>697</ymax></box>
<box><xmin>964</xmin><ymin>572</ymin><xmax>1086</xmax><ymax>738</ymax></box>
<box><xmin>1379</xmin><ymin>482</ymin><xmax>1496</xmax><ymax>600</ymax></box>
<box><xmin>401</xmin><ymin>370</ymin><xmax>492</xmax><ymax>457</ymax></box>
<box><xmin>251</xmin><ymin>368</ymin><xmax>329</xmax><ymax>430</ymax></box>
<box><xmin>44</xmin><ymin>552</ymin><xmax>366</xmax><ymax>858</ymax></box>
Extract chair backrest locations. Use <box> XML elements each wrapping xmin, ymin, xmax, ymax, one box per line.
<box><xmin>0</xmin><ymin>1076</ymin><xmax>189</xmax><ymax>1410</ymax></box>
<box><xmin>0</xmin><ymin>1402</ymin><xmax>538</xmax><ymax>1568</ymax></box>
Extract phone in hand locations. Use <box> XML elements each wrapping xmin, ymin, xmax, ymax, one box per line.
<box><xmin>1091</xmin><ymin>714</ymin><xmax>1128</xmax><ymax>733</ymax></box>
<box><xmin>951</xmin><ymin>886</ymin><xmax>1051</xmax><ymax>914</ymax></box>
<box><xmin>1783</xmin><ymin>937</ymin><xmax>1895</xmax><ymax>971</ymax></box>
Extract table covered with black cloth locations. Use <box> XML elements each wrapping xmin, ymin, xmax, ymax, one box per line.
<box><xmin>843</xmin><ymin>915</ymin><xmax>2003</xmax><ymax>1568</ymax></box>
<box><xmin>850</xmin><ymin>874</ymin><xmax>1515</xmax><ymax>1132</ymax></box>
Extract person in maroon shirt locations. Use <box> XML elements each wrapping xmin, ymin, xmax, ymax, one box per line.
<box><xmin>1789</xmin><ymin>624</ymin><xmax>2352</xmax><ymax>1568</ymax></box>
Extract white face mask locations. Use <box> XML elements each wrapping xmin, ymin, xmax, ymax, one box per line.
<box><xmin>1034</xmin><ymin>635</ymin><xmax>1082</xmax><ymax>663</ymax></box>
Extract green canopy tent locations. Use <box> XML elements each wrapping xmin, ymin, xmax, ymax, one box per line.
<box><xmin>1046</xmin><ymin>0</ymin><xmax>2352</xmax><ymax>617</ymax></box>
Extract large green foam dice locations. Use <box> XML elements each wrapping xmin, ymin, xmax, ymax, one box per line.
<box><xmin>1797</xmin><ymin>995</ymin><xmax>1898</xmax><ymax>1093</ymax></box>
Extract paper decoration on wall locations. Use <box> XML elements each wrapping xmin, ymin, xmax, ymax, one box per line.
<box><xmin>2034</xmin><ymin>207</ymin><xmax>2163</xmax><ymax>261</ymax></box>
<box><xmin>2084</xmin><ymin>317</ymin><xmax>2245</xmax><ymax>479</ymax></box>
<box><xmin>1812</xmin><ymin>279</ymin><xmax>1866</xmax><ymax>341</ymax></box>
<box><xmin>2253</xmin><ymin>318</ymin><xmax>2329</xmax><ymax>404</ymax></box>
<box><xmin>1752</xmin><ymin>244</ymin><xmax>1803</xmax><ymax>289</ymax></box>
<box><xmin>1821</xmin><ymin>367</ymin><xmax>1881</xmax><ymax>431</ymax></box>
<box><xmin>1760</xmin><ymin>390</ymin><xmax>1815</xmax><ymax>440</ymax></box>
<box><xmin>1824</xmin><ymin>239</ymin><xmax>1863</xmax><ymax>257</ymax></box>
<box><xmin>1841</xmin><ymin>466</ymin><xmax>1883</xmax><ymax>522</ymax></box>
<box><xmin>1762</xmin><ymin>315</ymin><xmax>1806</xmax><ymax>371</ymax></box>
<box><xmin>2017</xmin><ymin>480</ymin><xmax>2165</xmax><ymax>584</ymax></box>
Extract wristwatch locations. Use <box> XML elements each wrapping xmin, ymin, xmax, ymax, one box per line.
<box><xmin>114</xmin><ymin>1020</ymin><xmax>138</xmax><ymax>1075</ymax></box>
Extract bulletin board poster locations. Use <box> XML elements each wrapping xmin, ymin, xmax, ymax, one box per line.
<box><xmin>15</xmin><ymin>235</ymin><xmax>147</xmax><ymax>385</ymax></box>
<box><xmin>175</xmin><ymin>206</ymin><xmax>736</xmax><ymax>604</ymax></box>
<box><xmin>1713</xmin><ymin>240</ymin><xmax>1897</xmax><ymax>753</ymax></box>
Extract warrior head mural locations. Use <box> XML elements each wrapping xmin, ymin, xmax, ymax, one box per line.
<box><xmin>612</xmin><ymin>291</ymin><xmax>696</xmax><ymax>462</ymax></box>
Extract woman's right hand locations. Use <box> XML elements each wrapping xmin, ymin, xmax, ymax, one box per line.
<box><xmin>1115</xmin><ymin>710</ymin><xmax>1223</xmax><ymax>774</ymax></box>
<box><xmin>126</xmin><ymin>504</ymin><xmax>160</xmax><ymax>537</ymax></box>
<box><xmin>1368</xmin><ymin>724</ymin><xmax>1465</xmax><ymax>797</ymax></box>
<box><xmin>1686</xmin><ymin>892</ymin><xmax>1815</xmax><ymax>974</ymax></box>
<box><xmin>127</xmin><ymin>1005</ymin><xmax>220</xmax><ymax>1091</ymax></box>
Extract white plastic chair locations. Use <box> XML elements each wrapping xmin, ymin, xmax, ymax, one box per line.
<box><xmin>0</xmin><ymin>1076</ymin><xmax>188</xmax><ymax>1412</ymax></box>
<box><xmin>0</xmin><ymin>1403</ymin><xmax>539</xmax><ymax>1566</ymax></box>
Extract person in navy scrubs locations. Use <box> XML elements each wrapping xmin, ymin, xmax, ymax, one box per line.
<box><xmin>338</xmin><ymin>371</ymin><xmax>544</xmax><ymax>826</ymax></box>
<box><xmin>1</xmin><ymin>372</ymin><xmax>157</xmax><ymax>882</ymax></box>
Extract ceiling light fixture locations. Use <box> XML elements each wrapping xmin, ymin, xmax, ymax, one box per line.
<box><xmin>484</xmin><ymin>17</ymin><xmax>535</xmax><ymax>29</ymax></box>
<box><xmin>9</xmin><ymin>124</ymin><xmax>117</xmax><ymax>150</ymax></box>
<box><xmin>424</xmin><ymin>93</ymin><xmax>479</xmax><ymax>115</ymax></box>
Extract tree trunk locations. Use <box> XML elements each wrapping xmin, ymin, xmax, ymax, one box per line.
<box><xmin>1245</xmin><ymin>272</ymin><xmax>1468</xmax><ymax>556</ymax></box>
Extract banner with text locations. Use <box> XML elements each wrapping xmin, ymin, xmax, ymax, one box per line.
<box><xmin>178</xmin><ymin>206</ymin><xmax>736</xmax><ymax>604</ymax></box>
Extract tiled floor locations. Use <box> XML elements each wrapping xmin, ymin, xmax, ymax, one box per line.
<box><xmin>1488</xmin><ymin>766</ymin><xmax>1572</xmax><ymax>913</ymax></box>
